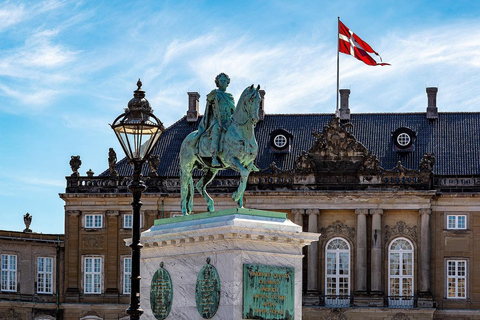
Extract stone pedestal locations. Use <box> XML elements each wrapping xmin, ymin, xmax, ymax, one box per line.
<box><xmin>138</xmin><ymin>208</ymin><xmax>320</xmax><ymax>320</ymax></box>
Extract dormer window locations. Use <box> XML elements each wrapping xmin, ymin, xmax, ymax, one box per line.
<box><xmin>392</xmin><ymin>127</ymin><xmax>416</xmax><ymax>152</ymax></box>
<box><xmin>269</xmin><ymin>129</ymin><xmax>293</xmax><ymax>153</ymax></box>
<box><xmin>273</xmin><ymin>134</ymin><xmax>287</xmax><ymax>148</ymax></box>
<box><xmin>397</xmin><ymin>133</ymin><xmax>411</xmax><ymax>147</ymax></box>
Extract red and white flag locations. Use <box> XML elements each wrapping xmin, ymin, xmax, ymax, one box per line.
<box><xmin>338</xmin><ymin>20</ymin><xmax>390</xmax><ymax>66</ymax></box>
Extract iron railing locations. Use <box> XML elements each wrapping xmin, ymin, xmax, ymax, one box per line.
<box><xmin>320</xmin><ymin>295</ymin><xmax>352</xmax><ymax>308</ymax></box>
<box><xmin>384</xmin><ymin>295</ymin><xmax>417</xmax><ymax>308</ymax></box>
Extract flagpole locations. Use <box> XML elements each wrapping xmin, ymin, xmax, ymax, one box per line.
<box><xmin>336</xmin><ymin>16</ymin><xmax>340</xmax><ymax>117</ymax></box>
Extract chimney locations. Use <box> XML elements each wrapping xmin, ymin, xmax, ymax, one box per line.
<box><xmin>426</xmin><ymin>87</ymin><xmax>438</xmax><ymax>120</ymax></box>
<box><xmin>339</xmin><ymin>89</ymin><xmax>351</xmax><ymax>121</ymax></box>
<box><xmin>258</xmin><ymin>90</ymin><xmax>266</xmax><ymax>121</ymax></box>
<box><xmin>187</xmin><ymin>92</ymin><xmax>200</xmax><ymax>122</ymax></box>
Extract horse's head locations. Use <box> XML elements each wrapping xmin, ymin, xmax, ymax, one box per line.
<box><xmin>233</xmin><ymin>84</ymin><xmax>262</xmax><ymax>125</ymax></box>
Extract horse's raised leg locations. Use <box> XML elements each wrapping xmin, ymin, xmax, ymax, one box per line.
<box><xmin>196</xmin><ymin>169</ymin><xmax>219</xmax><ymax>212</ymax></box>
<box><xmin>228</xmin><ymin>157</ymin><xmax>250</xmax><ymax>208</ymax></box>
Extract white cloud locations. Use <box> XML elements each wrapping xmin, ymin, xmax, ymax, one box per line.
<box><xmin>0</xmin><ymin>2</ymin><xmax>26</xmax><ymax>32</ymax></box>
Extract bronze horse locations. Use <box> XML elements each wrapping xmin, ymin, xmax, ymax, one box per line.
<box><xmin>179</xmin><ymin>85</ymin><xmax>261</xmax><ymax>215</ymax></box>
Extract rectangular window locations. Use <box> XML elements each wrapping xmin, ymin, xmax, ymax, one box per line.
<box><xmin>124</xmin><ymin>214</ymin><xmax>133</xmax><ymax>229</ymax></box>
<box><xmin>85</xmin><ymin>214</ymin><xmax>102</xmax><ymax>228</ymax></box>
<box><xmin>1</xmin><ymin>254</ymin><xmax>17</xmax><ymax>292</ymax></box>
<box><xmin>447</xmin><ymin>215</ymin><xmax>467</xmax><ymax>230</ymax></box>
<box><xmin>447</xmin><ymin>260</ymin><xmax>467</xmax><ymax>299</ymax></box>
<box><xmin>84</xmin><ymin>257</ymin><xmax>102</xmax><ymax>294</ymax></box>
<box><xmin>123</xmin><ymin>257</ymin><xmax>132</xmax><ymax>294</ymax></box>
<box><xmin>37</xmin><ymin>257</ymin><xmax>53</xmax><ymax>294</ymax></box>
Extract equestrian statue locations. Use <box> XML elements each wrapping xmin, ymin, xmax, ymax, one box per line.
<box><xmin>179</xmin><ymin>73</ymin><xmax>261</xmax><ymax>215</ymax></box>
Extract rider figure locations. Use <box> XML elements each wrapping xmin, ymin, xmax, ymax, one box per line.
<box><xmin>198</xmin><ymin>73</ymin><xmax>235</xmax><ymax>167</ymax></box>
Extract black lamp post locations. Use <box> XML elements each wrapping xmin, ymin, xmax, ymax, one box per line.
<box><xmin>111</xmin><ymin>79</ymin><xmax>165</xmax><ymax>319</ymax></box>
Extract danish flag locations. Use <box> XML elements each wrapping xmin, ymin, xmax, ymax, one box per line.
<box><xmin>338</xmin><ymin>20</ymin><xmax>390</xmax><ymax>66</ymax></box>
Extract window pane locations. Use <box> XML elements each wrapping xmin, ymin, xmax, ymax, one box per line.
<box><xmin>448</xmin><ymin>216</ymin><xmax>456</xmax><ymax>229</ymax></box>
<box><xmin>458</xmin><ymin>216</ymin><xmax>466</xmax><ymax>229</ymax></box>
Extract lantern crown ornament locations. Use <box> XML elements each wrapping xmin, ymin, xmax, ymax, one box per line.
<box><xmin>111</xmin><ymin>79</ymin><xmax>165</xmax><ymax>163</ymax></box>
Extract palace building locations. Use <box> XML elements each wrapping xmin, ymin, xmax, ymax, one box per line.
<box><xmin>3</xmin><ymin>85</ymin><xmax>480</xmax><ymax>319</ymax></box>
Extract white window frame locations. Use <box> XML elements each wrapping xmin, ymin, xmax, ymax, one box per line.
<box><xmin>83</xmin><ymin>256</ymin><xmax>103</xmax><ymax>294</ymax></box>
<box><xmin>446</xmin><ymin>260</ymin><xmax>467</xmax><ymax>299</ymax></box>
<box><xmin>124</xmin><ymin>214</ymin><xmax>133</xmax><ymax>229</ymax></box>
<box><xmin>447</xmin><ymin>214</ymin><xmax>467</xmax><ymax>230</ymax></box>
<box><xmin>123</xmin><ymin>256</ymin><xmax>132</xmax><ymax>294</ymax></box>
<box><xmin>273</xmin><ymin>134</ymin><xmax>287</xmax><ymax>148</ymax></box>
<box><xmin>85</xmin><ymin>214</ymin><xmax>103</xmax><ymax>229</ymax></box>
<box><xmin>324</xmin><ymin>237</ymin><xmax>350</xmax><ymax>307</ymax></box>
<box><xmin>37</xmin><ymin>257</ymin><xmax>54</xmax><ymax>294</ymax></box>
<box><xmin>388</xmin><ymin>238</ymin><xmax>414</xmax><ymax>308</ymax></box>
<box><xmin>123</xmin><ymin>213</ymin><xmax>144</xmax><ymax>229</ymax></box>
<box><xmin>1</xmin><ymin>254</ymin><xmax>17</xmax><ymax>292</ymax></box>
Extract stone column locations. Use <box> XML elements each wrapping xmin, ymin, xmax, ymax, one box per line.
<box><xmin>291</xmin><ymin>209</ymin><xmax>304</xmax><ymax>228</ymax></box>
<box><xmin>306</xmin><ymin>209</ymin><xmax>319</xmax><ymax>292</ymax></box>
<box><xmin>355</xmin><ymin>209</ymin><xmax>368</xmax><ymax>293</ymax></box>
<box><xmin>419</xmin><ymin>208</ymin><xmax>432</xmax><ymax>294</ymax></box>
<box><xmin>370</xmin><ymin>209</ymin><xmax>383</xmax><ymax>293</ymax></box>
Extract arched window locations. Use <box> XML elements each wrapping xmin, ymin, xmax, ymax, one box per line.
<box><xmin>388</xmin><ymin>238</ymin><xmax>414</xmax><ymax>308</ymax></box>
<box><xmin>325</xmin><ymin>238</ymin><xmax>350</xmax><ymax>307</ymax></box>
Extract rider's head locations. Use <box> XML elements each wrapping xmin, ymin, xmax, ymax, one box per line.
<box><xmin>215</xmin><ymin>73</ymin><xmax>230</xmax><ymax>90</ymax></box>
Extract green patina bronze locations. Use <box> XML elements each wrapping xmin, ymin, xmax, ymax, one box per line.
<box><xmin>154</xmin><ymin>207</ymin><xmax>287</xmax><ymax>226</ymax></box>
<box><xmin>195</xmin><ymin>257</ymin><xmax>221</xmax><ymax>319</ymax></box>
<box><xmin>180</xmin><ymin>73</ymin><xmax>262</xmax><ymax>215</ymax></box>
<box><xmin>243</xmin><ymin>264</ymin><xmax>295</xmax><ymax>320</ymax></box>
<box><xmin>150</xmin><ymin>262</ymin><xmax>173</xmax><ymax>320</ymax></box>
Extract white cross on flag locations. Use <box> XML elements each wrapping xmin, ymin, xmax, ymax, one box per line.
<box><xmin>339</xmin><ymin>20</ymin><xmax>390</xmax><ymax>66</ymax></box>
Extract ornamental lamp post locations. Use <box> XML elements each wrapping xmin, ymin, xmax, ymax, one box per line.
<box><xmin>111</xmin><ymin>79</ymin><xmax>165</xmax><ymax>319</ymax></box>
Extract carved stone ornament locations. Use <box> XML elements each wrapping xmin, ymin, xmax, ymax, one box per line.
<box><xmin>294</xmin><ymin>150</ymin><xmax>315</xmax><ymax>173</ymax></box>
<box><xmin>23</xmin><ymin>212</ymin><xmax>32</xmax><ymax>233</ymax></box>
<box><xmin>385</xmin><ymin>221</ymin><xmax>418</xmax><ymax>244</ymax></box>
<box><xmin>108</xmin><ymin>148</ymin><xmax>118</xmax><ymax>176</ymax></box>
<box><xmin>392</xmin><ymin>313</ymin><xmax>411</xmax><ymax>320</ymax></box>
<box><xmin>419</xmin><ymin>152</ymin><xmax>435</xmax><ymax>172</ymax></box>
<box><xmin>83</xmin><ymin>235</ymin><xmax>104</xmax><ymax>249</ymax></box>
<box><xmin>320</xmin><ymin>220</ymin><xmax>355</xmax><ymax>243</ymax></box>
<box><xmin>260</xmin><ymin>161</ymin><xmax>285</xmax><ymax>174</ymax></box>
<box><xmin>308</xmin><ymin>116</ymin><xmax>382</xmax><ymax>174</ymax></box>
<box><xmin>148</xmin><ymin>154</ymin><xmax>160</xmax><ymax>177</ymax></box>
<box><xmin>309</xmin><ymin>117</ymin><xmax>368</xmax><ymax>157</ymax></box>
<box><xmin>69</xmin><ymin>155</ymin><xmax>82</xmax><ymax>177</ymax></box>
<box><xmin>0</xmin><ymin>309</ymin><xmax>21</xmax><ymax>320</ymax></box>
<box><xmin>324</xmin><ymin>308</ymin><xmax>347</xmax><ymax>320</ymax></box>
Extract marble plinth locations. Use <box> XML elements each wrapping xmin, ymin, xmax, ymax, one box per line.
<box><xmin>137</xmin><ymin>208</ymin><xmax>320</xmax><ymax>320</ymax></box>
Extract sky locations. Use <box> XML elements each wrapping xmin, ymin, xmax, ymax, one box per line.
<box><xmin>1</xmin><ymin>0</ymin><xmax>480</xmax><ymax>234</ymax></box>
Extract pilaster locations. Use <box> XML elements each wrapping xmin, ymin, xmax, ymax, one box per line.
<box><xmin>355</xmin><ymin>209</ymin><xmax>368</xmax><ymax>293</ymax></box>
<box><xmin>306</xmin><ymin>209</ymin><xmax>319</xmax><ymax>292</ymax></box>
<box><xmin>370</xmin><ymin>209</ymin><xmax>383</xmax><ymax>294</ymax></box>
<box><xmin>419</xmin><ymin>208</ymin><xmax>431</xmax><ymax>295</ymax></box>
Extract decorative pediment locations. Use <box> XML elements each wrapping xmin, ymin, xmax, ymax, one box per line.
<box><xmin>309</xmin><ymin>117</ymin><xmax>369</xmax><ymax>158</ymax></box>
<box><xmin>319</xmin><ymin>220</ymin><xmax>355</xmax><ymax>243</ymax></box>
<box><xmin>385</xmin><ymin>221</ymin><xmax>418</xmax><ymax>244</ymax></box>
<box><xmin>307</xmin><ymin>117</ymin><xmax>382</xmax><ymax>174</ymax></box>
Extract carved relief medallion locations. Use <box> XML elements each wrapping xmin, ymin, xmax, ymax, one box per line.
<box><xmin>150</xmin><ymin>262</ymin><xmax>173</xmax><ymax>320</ymax></box>
<box><xmin>196</xmin><ymin>258</ymin><xmax>221</xmax><ymax>319</ymax></box>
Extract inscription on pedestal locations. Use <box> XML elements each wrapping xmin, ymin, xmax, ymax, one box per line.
<box><xmin>195</xmin><ymin>257</ymin><xmax>221</xmax><ymax>319</ymax></box>
<box><xmin>150</xmin><ymin>262</ymin><xmax>173</xmax><ymax>320</ymax></box>
<box><xmin>243</xmin><ymin>264</ymin><xmax>294</xmax><ymax>320</ymax></box>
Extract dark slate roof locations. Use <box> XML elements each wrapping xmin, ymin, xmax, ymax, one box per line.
<box><xmin>101</xmin><ymin>112</ymin><xmax>480</xmax><ymax>177</ymax></box>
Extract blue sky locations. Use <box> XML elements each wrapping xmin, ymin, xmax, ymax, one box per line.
<box><xmin>1</xmin><ymin>0</ymin><xmax>480</xmax><ymax>234</ymax></box>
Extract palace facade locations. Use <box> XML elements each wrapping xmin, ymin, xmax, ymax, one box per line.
<box><xmin>3</xmin><ymin>86</ymin><xmax>480</xmax><ymax>319</ymax></box>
